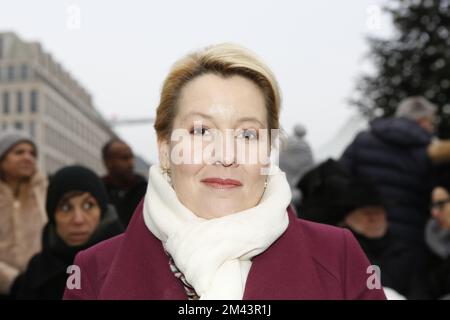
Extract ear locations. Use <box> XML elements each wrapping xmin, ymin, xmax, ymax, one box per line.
<box><xmin>103</xmin><ymin>157</ymin><xmax>112</xmax><ymax>172</ymax></box>
<box><xmin>158</xmin><ymin>139</ymin><xmax>171</xmax><ymax>169</ymax></box>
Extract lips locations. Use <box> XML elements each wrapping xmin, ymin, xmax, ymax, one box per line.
<box><xmin>201</xmin><ymin>177</ymin><xmax>242</xmax><ymax>189</ymax></box>
<box><xmin>18</xmin><ymin>163</ymin><xmax>33</xmax><ymax>169</ymax></box>
<box><xmin>68</xmin><ymin>232</ymin><xmax>90</xmax><ymax>241</ymax></box>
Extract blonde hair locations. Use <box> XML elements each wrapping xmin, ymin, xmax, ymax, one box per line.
<box><xmin>154</xmin><ymin>43</ymin><xmax>281</xmax><ymax>142</ymax></box>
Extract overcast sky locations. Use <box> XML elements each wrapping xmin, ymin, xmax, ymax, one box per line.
<box><xmin>0</xmin><ymin>0</ymin><xmax>393</xmax><ymax>163</ymax></box>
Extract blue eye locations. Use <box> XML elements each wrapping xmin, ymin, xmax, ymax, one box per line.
<box><xmin>237</xmin><ymin>129</ymin><xmax>258</xmax><ymax>140</ymax></box>
<box><xmin>190</xmin><ymin>126</ymin><xmax>210</xmax><ymax>136</ymax></box>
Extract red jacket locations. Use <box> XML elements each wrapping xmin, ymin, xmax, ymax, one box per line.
<box><xmin>63</xmin><ymin>201</ymin><xmax>386</xmax><ymax>300</ymax></box>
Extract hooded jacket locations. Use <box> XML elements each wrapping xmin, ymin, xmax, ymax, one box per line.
<box><xmin>340</xmin><ymin>117</ymin><xmax>433</xmax><ymax>245</ymax></box>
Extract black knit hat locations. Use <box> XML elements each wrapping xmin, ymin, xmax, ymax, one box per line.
<box><xmin>46</xmin><ymin>165</ymin><xmax>108</xmax><ymax>224</ymax></box>
<box><xmin>433</xmin><ymin>164</ymin><xmax>450</xmax><ymax>192</ymax></box>
<box><xmin>297</xmin><ymin>159</ymin><xmax>383</xmax><ymax>225</ymax></box>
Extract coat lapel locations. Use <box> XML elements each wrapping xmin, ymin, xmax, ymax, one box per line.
<box><xmin>99</xmin><ymin>200</ymin><xmax>186</xmax><ymax>299</ymax></box>
<box><xmin>100</xmin><ymin>203</ymin><xmax>324</xmax><ymax>300</ymax></box>
<box><xmin>243</xmin><ymin>207</ymin><xmax>326</xmax><ymax>299</ymax></box>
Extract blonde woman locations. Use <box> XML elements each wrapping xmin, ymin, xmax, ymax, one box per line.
<box><xmin>64</xmin><ymin>44</ymin><xmax>385</xmax><ymax>300</ymax></box>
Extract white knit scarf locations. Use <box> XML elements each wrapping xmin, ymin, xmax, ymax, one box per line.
<box><xmin>143</xmin><ymin>164</ymin><xmax>291</xmax><ymax>300</ymax></box>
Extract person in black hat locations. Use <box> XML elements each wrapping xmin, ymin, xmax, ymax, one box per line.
<box><xmin>297</xmin><ymin>159</ymin><xmax>418</xmax><ymax>298</ymax></box>
<box><xmin>11</xmin><ymin>165</ymin><xmax>124</xmax><ymax>300</ymax></box>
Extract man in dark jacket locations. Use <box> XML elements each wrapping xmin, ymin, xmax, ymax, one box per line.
<box><xmin>339</xmin><ymin>96</ymin><xmax>438</xmax><ymax>251</ymax></box>
<box><xmin>102</xmin><ymin>139</ymin><xmax>147</xmax><ymax>227</ymax></box>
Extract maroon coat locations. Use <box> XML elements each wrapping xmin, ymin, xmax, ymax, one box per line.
<box><xmin>63</xmin><ymin>201</ymin><xmax>386</xmax><ymax>300</ymax></box>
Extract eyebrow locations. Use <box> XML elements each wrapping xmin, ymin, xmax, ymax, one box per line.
<box><xmin>182</xmin><ymin>112</ymin><xmax>266</xmax><ymax>127</ymax></box>
<box><xmin>59</xmin><ymin>192</ymin><xmax>93</xmax><ymax>205</ymax></box>
<box><xmin>80</xmin><ymin>194</ymin><xmax>94</xmax><ymax>200</ymax></box>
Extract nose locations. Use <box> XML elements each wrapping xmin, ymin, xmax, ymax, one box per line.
<box><xmin>367</xmin><ymin>213</ymin><xmax>379</xmax><ymax>223</ymax></box>
<box><xmin>214</xmin><ymin>160</ymin><xmax>234</xmax><ymax>167</ymax></box>
<box><xmin>72</xmin><ymin>207</ymin><xmax>86</xmax><ymax>225</ymax></box>
<box><xmin>211</xmin><ymin>130</ymin><xmax>237</xmax><ymax>167</ymax></box>
<box><xmin>126</xmin><ymin>158</ymin><xmax>134</xmax><ymax>170</ymax></box>
<box><xmin>431</xmin><ymin>208</ymin><xmax>441</xmax><ymax>219</ymax></box>
<box><xmin>23</xmin><ymin>151</ymin><xmax>35</xmax><ymax>162</ymax></box>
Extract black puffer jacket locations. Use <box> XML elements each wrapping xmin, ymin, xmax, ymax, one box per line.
<box><xmin>351</xmin><ymin>230</ymin><xmax>419</xmax><ymax>298</ymax></box>
<box><xmin>340</xmin><ymin>117</ymin><xmax>433</xmax><ymax>246</ymax></box>
<box><xmin>103</xmin><ymin>174</ymin><xmax>148</xmax><ymax>227</ymax></box>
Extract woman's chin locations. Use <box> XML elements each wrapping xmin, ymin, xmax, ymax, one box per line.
<box><xmin>193</xmin><ymin>203</ymin><xmax>246</xmax><ymax>219</ymax></box>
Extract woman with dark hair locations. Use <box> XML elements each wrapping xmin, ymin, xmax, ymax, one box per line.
<box><xmin>410</xmin><ymin>165</ymin><xmax>450</xmax><ymax>299</ymax></box>
<box><xmin>12</xmin><ymin>165</ymin><xmax>124</xmax><ymax>299</ymax></box>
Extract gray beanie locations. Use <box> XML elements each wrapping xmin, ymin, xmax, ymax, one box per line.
<box><xmin>0</xmin><ymin>130</ymin><xmax>36</xmax><ymax>161</ymax></box>
<box><xmin>395</xmin><ymin>96</ymin><xmax>438</xmax><ymax>120</ymax></box>
<box><xmin>293</xmin><ymin>123</ymin><xmax>306</xmax><ymax>138</ymax></box>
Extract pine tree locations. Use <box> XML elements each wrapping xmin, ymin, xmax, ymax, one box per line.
<box><xmin>352</xmin><ymin>0</ymin><xmax>450</xmax><ymax>137</ymax></box>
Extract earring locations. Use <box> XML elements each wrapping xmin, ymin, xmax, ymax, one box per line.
<box><xmin>264</xmin><ymin>179</ymin><xmax>268</xmax><ymax>189</ymax></box>
<box><xmin>162</xmin><ymin>167</ymin><xmax>171</xmax><ymax>175</ymax></box>
<box><xmin>162</xmin><ymin>166</ymin><xmax>172</xmax><ymax>183</ymax></box>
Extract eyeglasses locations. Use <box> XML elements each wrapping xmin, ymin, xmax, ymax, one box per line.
<box><xmin>430</xmin><ymin>198</ymin><xmax>450</xmax><ymax>211</ymax></box>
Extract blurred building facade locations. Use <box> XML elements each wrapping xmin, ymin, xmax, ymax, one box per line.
<box><xmin>0</xmin><ymin>32</ymin><xmax>116</xmax><ymax>175</ymax></box>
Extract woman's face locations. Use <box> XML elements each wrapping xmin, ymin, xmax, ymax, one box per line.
<box><xmin>55</xmin><ymin>192</ymin><xmax>101</xmax><ymax>246</ymax></box>
<box><xmin>159</xmin><ymin>73</ymin><xmax>271</xmax><ymax>219</ymax></box>
<box><xmin>0</xmin><ymin>142</ymin><xmax>36</xmax><ymax>182</ymax></box>
<box><xmin>431</xmin><ymin>187</ymin><xmax>450</xmax><ymax>230</ymax></box>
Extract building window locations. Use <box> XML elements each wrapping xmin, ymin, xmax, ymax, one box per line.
<box><xmin>30</xmin><ymin>90</ymin><xmax>38</xmax><ymax>113</ymax></box>
<box><xmin>8</xmin><ymin>65</ymin><xmax>15</xmax><ymax>81</ymax></box>
<box><xmin>2</xmin><ymin>92</ymin><xmax>9</xmax><ymax>114</ymax></box>
<box><xmin>29</xmin><ymin>120</ymin><xmax>35</xmax><ymax>138</ymax></box>
<box><xmin>17</xmin><ymin>91</ymin><xmax>23</xmax><ymax>113</ymax></box>
<box><xmin>20</xmin><ymin>65</ymin><xmax>28</xmax><ymax>80</ymax></box>
<box><xmin>14</xmin><ymin>121</ymin><xmax>23</xmax><ymax>130</ymax></box>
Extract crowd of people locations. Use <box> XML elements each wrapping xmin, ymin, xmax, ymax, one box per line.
<box><xmin>0</xmin><ymin>132</ymin><xmax>146</xmax><ymax>300</ymax></box>
<box><xmin>291</xmin><ymin>96</ymin><xmax>450</xmax><ymax>299</ymax></box>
